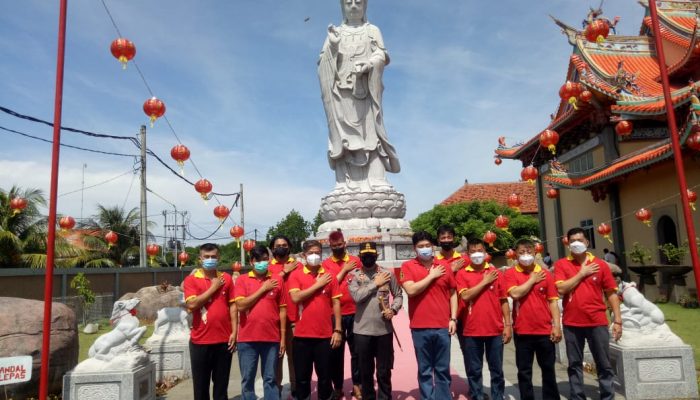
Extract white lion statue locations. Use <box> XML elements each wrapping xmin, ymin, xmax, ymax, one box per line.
<box><xmin>615</xmin><ymin>281</ymin><xmax>683</xmax><ymax>347</ymax></box>
<box><xmin>88</xmin><ymin>298</ymin><xmax>148</xmax><ymax>361</ymax></box>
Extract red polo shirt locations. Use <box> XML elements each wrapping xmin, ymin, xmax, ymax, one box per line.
<box><xmin>437</xmin><ymin>250</ymin><xmax>471</xmax><ymax>322</ymax></box>
<box><xmin>183</xmin><ymin>268</ymin><xmax>236</xmax><ymax>344</ymax></box>
<box><xmin>270</xmin><ymin>257</ymin><xmax>303</xmax><ymax>323</ymax></box>
<box><xmin>288</xmin><ymin>266</ymin><xmax>342</xmax><ymax>338</ymax></box>
<box><xmin>398</xmin><ymin>258</ymin><xmax>456</xmax><ymax>329</ymax></box>
<box><xmin>504</xmin><ymin>264</ymin><xmax>559</xmax><ymax>335</ymax></box>
<box><xmin>456</xmin><ymin>263</ymin><xmax>506</xmax><ymax>337</ymax></box>
<box><xmin>553</xmin><ymin>253</ymin><xmax>617</xmax><ymax>327</ymax></box>
<box><xmin>323</xmin><ymin>253</ymin><xmax>361</xmax><ymax>316</ymax></box>
<box><xmin>233</xmin><ymin>271</ymin><xmax>286</xmax><ymax>343</ymax></box>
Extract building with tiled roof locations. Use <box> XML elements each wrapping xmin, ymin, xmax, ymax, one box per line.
<box><xmin>494</xmin><ymin>1</ymin><xmax>700</xmax><ymax>291</ymax></box>
<box><xmin>441</xmin><ymin>181</ymin><xmax>539</xmax><ymax>215</ymax></box>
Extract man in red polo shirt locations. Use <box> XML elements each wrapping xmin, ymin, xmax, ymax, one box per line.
<box><xmin>322</xmin><ymin>231</ymin><xmax>362</xmax><ymax>399</ymax></box>
<box><xmin>554</xmin><ymin>227</ymin><xmax>622</xmax><ymax>400</ymax></box>
<box><xmin>456</xmin><ymin>238</ymin><xmax>511</xmax><ymax>400</ymax></box>
<box><xmin>504</xmin><ymin>238</ymin><xmax>561</xmax><ymax>400</ymax></box>
<box><xmin>234</xmin><ymin>245</ymin><xmax>287</xmax><ymax>400</ymax></box>
<box><xmin>183</xmin><ymin>243</ymin><xmax>237</xmax><ymax>400</ymax></box>
<box><xmin>398</xmin><ymin>231</ymin><xmax>457</xmax><ymax>400</ymax></box>
<box><xmin>289</xmin><ymin>239</ymin><xmax>342</xmax><ymax>400</ymax></box>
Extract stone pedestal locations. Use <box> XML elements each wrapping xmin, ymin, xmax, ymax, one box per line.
<box><xmin>63</xmin><ymin>362</ymin><xmax>155</xmax><ymax>400</ymax></box>
<box><xmin>609</xmin><ymin>343</ymin><xmax>698</xmax><ymax>400</ymax></box>
<box><xmin>146</xmin><ymin>342</ymin><xmax>190</xmax><ymax>381</ymax></box>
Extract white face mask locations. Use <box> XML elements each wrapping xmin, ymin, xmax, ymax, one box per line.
<box><xmin>306</xmin><ymin>254</ymin><xmax>322</xmax><ymax>267</ymax></box>
<box><xmin>518</xmin><ymin>254</ymin><xmax>535</xmax><ymax>267</ymax></box>
<box><xmin>470</xmin><ymin>252</ymin><xmax>485</xmax><ymax>265</ymax></box>
<box><xmin>569</xmin><ymin>241</ymin><xmax>587</xmax><ymax>255</ymax></box>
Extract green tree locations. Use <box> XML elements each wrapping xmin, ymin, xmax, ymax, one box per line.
<box><xmin>266</xmin><ymin>209</ymin><xmax>312</xmax><ymax>253</ymax></box>
<box><xmin>70</xmin><ymin>273</ymin><xmax>95</xmax><ymax>325</ymax></box>
<box><xmin>311</xmin><ymin>210</ymin><xmax>324</xmax><ymax>236</ymax></box>
<box><xmin>410</xmin><ymin>201</ymin><xmax>540</xmax><ymax>252</ymax></box>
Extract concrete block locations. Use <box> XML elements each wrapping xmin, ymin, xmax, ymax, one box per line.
<box><xmin>146</xmin><ymin>342</ymin><xmax>190</xmax><ymax>381</ymax></box>
<box><xmin>63</xmin><ymin>362</ymin><xmax>155</xmax><ymax>400</ymax></box>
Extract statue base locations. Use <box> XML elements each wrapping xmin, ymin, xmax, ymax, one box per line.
<box><xmin>314</xmin><ymin>228</ymin><xmax>414</xmax><ymax>268</ymax></box>
<box><xmin>63</xmin><ymin>362</ymin><xmax>155</xmax><ymax>400</ymax></box>
<box><xmin>145</xmin><ymin>341</ymin><xmax>191</xmax><ymax>382</ymax></box>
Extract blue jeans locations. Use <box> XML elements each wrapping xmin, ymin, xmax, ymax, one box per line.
<box><xmin>462</xmin><ymin>335</ymin><xmax>504</xmax><ymax>400</ymax></box>
<box><xmin>238</xmin><ymin>342</ymin><xmax>280</xmax><ymax>400</ymax></box>
<box><xmin>411</xmin><ymin>328</ymin><xmax>451</xmax><ymax>400</ymax></box>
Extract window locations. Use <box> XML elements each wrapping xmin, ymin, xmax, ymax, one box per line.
<box><xmin>580</xmin><ymin>219</ymin><xmax>596</xmax><ymax>249</ymax></box>
<box><xmin>568</xmin><ymin>152</ymin><xmax>594</xmax><ymax>173</ymax></box>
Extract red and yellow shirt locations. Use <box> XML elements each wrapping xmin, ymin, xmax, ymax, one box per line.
<box><xmin>398</xmin><ymin>258</ymin><xmax>456</xmax><ymax>329</ymax></box>
<box><xmin>233</xmin><ymin>271</ymin><xmax>286</xmax><ymax>343</ymax></box>
<box><xmin>322</xmin><ymin>253</ymin><xmax>361</xmax><ymax>316</ymax></box>
<box><xmin>270</xmin><ymin>257</ymin><xmax>302</xmax><ymax>323</ymax></box>
<box><xmin>553</xmin><ymin>253</ymin><xmax>617</xmax><ymax>327</ymax></box>
<box><xmin>183</xmin><ymin>268</ymin><xmax>235</xmax><ymax>344</ymax></box>
<box><xmin>504</xmin><ymin>264</ymin><xmax>559</xmax><ymax>335</ymax></box>
<box><xmin>456</xmin><ymin>263</ymin><xmax>506</xmax><ymax>337</ymax></box>
<box><xmin>288</xmin><ymin>266</ymin><xmax>342</xmax><ymax>338</ymax></box>
<box><xmin>437</xmin><ymin>250</ymin><xmax>471</xmax><ymax>322</ymax></box>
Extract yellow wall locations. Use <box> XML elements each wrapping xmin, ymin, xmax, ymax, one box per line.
<box><xmin>592</xmin><ymin>146</ymin><xmax>605</xmax><ymax>168</ymax></box>
<box><xmin>618</xmin><ymin>140</ymin><xmax>660</xmax><ymax>158</ymax></box>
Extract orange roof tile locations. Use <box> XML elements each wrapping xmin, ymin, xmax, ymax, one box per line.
<box><xmin>441</xmin><ymin>182</ymin><xmax>538</xmax><ymax>214</ymax></box>
<box><xmin>643</xmin><ymin>16</ymin><xmax>693</xmax><ymax>48</ymax></box>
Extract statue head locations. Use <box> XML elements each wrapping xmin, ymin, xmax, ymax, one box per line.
<box><xmin>341</xmin><ymin>0</ymin><xmax>367</xmax><ymax>25</ymax></box>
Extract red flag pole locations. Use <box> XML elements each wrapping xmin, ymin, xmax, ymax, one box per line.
<box><xmin>39</xmin><ymin>0</ymin><xmax>68</xmax><ymax>398</ymax></box>
<box><xmin>647</xmin><ymin>1</ymin><xmax>700</xmax><ymax>288</ymax></box>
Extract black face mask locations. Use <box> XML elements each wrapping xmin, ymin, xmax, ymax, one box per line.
<box><xmin>272</xmin><ymin>247</ymin><xmax>290</xmax><ymax>258</ymax></box>
<box><xmin>361</xmin><ymin>254</ymin><xmax>378</xmax><ymax>268</ymax></box>
<box><xmin>439</xmin><ymin>241</ymin><xmax>454</xmax><ymax>251</ymax></box>
<box><xmin>331</xmin><ymin>247</ymin><xmax>346</xmax><ymax>258</ymax></box>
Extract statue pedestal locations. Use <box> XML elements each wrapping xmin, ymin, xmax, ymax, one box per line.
<box><xmin>63</xmin><ymin>362</ymin><xmax>155</xmax><ymax>400</ymax></box>
<box><xmin>316</xmin><ymin>229</ymin><xmax>413</xmax><ymax>268</ymax></box>
<box><xmin>609</xmin><ymin>343</ymin><xmax>698</xmax><ymax>400</ymax></box>
<box><xmin>145</xmin><ymin>341</ymin><xmax>191</xmax><ymax>381</ymax></box>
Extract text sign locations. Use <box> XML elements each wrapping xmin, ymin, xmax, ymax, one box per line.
<box><xmin>0</xmin><ymin>356</ymin><xmax>32</xmax><ymax>386</ymax></box>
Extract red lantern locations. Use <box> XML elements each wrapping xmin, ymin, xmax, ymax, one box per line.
<box><xmin>495</xmin><ymin>215</ymin><xmax>509</xmax><ymax>231</ymax></box>
<box><xmin>213</xmin><ymin>205</ymin><xmax>230</xmax><ymax>222</ymax></box>
<box><xmin>539</xmin><ymin>129</ymin><xmax>560</xmax><ymax>155</ymax></box>
<box><xmin>105</xmin><ymin>230</ymin><xmax>118</xmax><ymax>248</ymax></box>
<box><xmin>615</xmin><ymin>121</ymin><xmax>633</xmax><ymax>137</ymax></box>
<box><xmin>143</xmin><ymin>97</ymin><xmax>166</xmax><ymax>127</ymax></box>
<box><xmin>110</xmin><ymin>38</ymin><xmax>136</xmax><ymax>69</ymax></box>
<box><xmin>688</xmin><ymin>189</ymin><xmax>697</xmax><ymax>211</ymax></box>
<box><xmin>579</xmin><ymin>90</ymin><xmax>593</xmax><ymax>103</ymax></box>
<box><xmin>178</xmin><ymin>251</ymin><xmax>189</xmax><ymax>267</ymax></box>
<box><xmin>534</xmin><ymin>242</ymin><xmax>544</xmax><ymax>255</ymax></box>
<box><xmin>9</xmin><ymin>197</ymin><xmax>27</xmax><ymax>216</ymax></box>
<box><xmin>170</xmin><ymin>144</ymin><xmax>190</xmax><ymax>175</ymax></box>
<box><xmin>59</xmin><ymin>216</ymin><xmax>75</xmax><ymax>231</ymax></box>
<box><xmin>484</xmin><ymin>253</ymin><xmax>492</xmax><ymax>263</ymax></box>
<box><xmin>597</xmin><ymin>223</ymin><xmax>613</xmax><ymax>243</ymax></box>
<box><xmin>483</xmin><ymin>230</ymin><xmax>497</xmax><ymax>248</ymax></box>
<box><xmin>521</xmin><ymin>165</ymin><xmax>538</xmax><ymax>185</ymax></box>
<box><xmin>635</xmin><ymin>208</ymin><xmax>652</xmax><ymax>227</ymax></box>
<box><xmin>146</xmin><ymin>243</ymin><xmax>160</xmax><ymax>265</ymax></box>
<box><xmin>585</xmin><ymin>19</ymin><xmax>610</xmax><ymax>44</ymax></box>
<box><xmin>546</xmin><ymin>188</ymin><xmax>559</xmax><ymax>199</ymax></box>
<box><xmin>559</xmin><ymin>81</ymin><xmax>583</xmax><ymax>110</ymax></box>
<box><xmin>494</xmin><ymin>157</ymin><xmax>502</xmax><ymax>166</ymax></box>
<box><xmin>561</xmin><ymin>236</ymin><xmax>569</xmax><ymax>246</ymax></box>
<box><xmin>230</xmin><ymin>225</ymin><xmax>244</xmax><ymax>247</ymax></box>
<box><xmin>232</xmin><ymin>261</ymin><xmax>242</xmax><ymax>273</ymax></box>
<box><xmin>507</xmin><ymin>193</ymin><xmax>523</xmax><ymax>212</ymax></box>
<box><xmin>686</xmin><ymin>129</ymin><xmax>700</xmax><ymax>151</ymax></box>
<box><xmin>243</xmin><ymin>239</ymin><xmax>256</xmax><ymax>253</ymax></box>
<box><xmin>194</xmin><ymin>179</ymin><xmax>213</xmax><ymax>201</ymax></box>
<box><xmin>505</xmin><ymin>249</ymin><xmax>517</xmax><ymax>260</ymax></box>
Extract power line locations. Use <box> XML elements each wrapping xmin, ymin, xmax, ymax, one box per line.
<box><xmin>0</xmin><ymin>125</ymin><xmax>136</xmax><ymax>157</ymax></box>
<box><xmin>58</xmin><ymin>168</ymin><xmax>137</xmax><ymax>197</ymax></box>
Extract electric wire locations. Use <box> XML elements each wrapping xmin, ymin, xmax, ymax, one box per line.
<box><xmin>0</xmin><ymin>124</ymin><xmax>136</xmax><ymax>157</ymax></box>
<box><xmin>58</xmin><ymin>168</ymin><xmax>137</xmax><ymax>197</ymax></box>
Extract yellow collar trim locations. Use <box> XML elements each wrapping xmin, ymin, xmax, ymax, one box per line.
<box><xmin>270</xmin><ymin>257</ymin><xmax>295</xmax><ymax>265</ymax></box>
<box><xmin>303</xmin><ymin>266</ymin><xmax>325</xmax><ymax>274</ymax></box>
<box><xmin>514</xmin><ymin>264</ymin><xmax>542</xmax><ymax>273</ymax></box>
<box><xmin>566</xmin><ymin>252</ymin><xmax>595</xmax><ymax>262</ymax></box>
<box><xmin>436</xmin><ymin>251</ymin><xmax>461</xmax><ymax>260</ymax></box>
<box><xmin>465</xmin><ymin>263</ymin><xmax>492</xmax><ymax>272</ymax></box>
<box><xmin>194</xmin><ymin>268</ymin><xmax>223</xmax><ymax>279</ymax></box>
<box><xmin>247</xmin><ymin>270</ymin><xmax>272</xmax><ymax>278</ymax></box>
<box><xmin>331</xmin><ymin>253</ymin><xmax>350</xmax><ymax>263</ymax></box>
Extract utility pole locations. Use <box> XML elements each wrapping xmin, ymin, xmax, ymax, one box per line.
<box><xmin>80</xmin><ymin>163</ymin><xmax>86</xmax><ymax>222</ymax></box>
<box><xmin>139</xmin><ymin>125</ymin><xmax>147</xmax><ymax>268</ymax></box>
<box><xmin>163</xmin><ymin>209</ymin><xmax>187</xmax><ymax>268</ymax></box>
<box><xmin>162</xmin><ymin>210</ymin><xmax>167</xmax><ymax>259</ymax></box>
<box><xmin>240</xmin><ymin>183</ymin><xmax>245</xmax><ymax>264</ymax></box>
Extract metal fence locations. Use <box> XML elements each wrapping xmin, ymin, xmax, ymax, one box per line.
<box><xmin>54</xmin><ymin>293</ymin><xmax>115</xmax><ymax>324</ymax></box>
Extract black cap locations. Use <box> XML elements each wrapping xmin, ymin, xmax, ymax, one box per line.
<box><xmin>359</xmin><ymin>241</ymin><xmax>378</xmax><ymax>254</ymax></box>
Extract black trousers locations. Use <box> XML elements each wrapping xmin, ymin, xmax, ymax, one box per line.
<box><xmin>354</xmin><ymin>333</ymin><xmax>394</xmax><ymax>400</ymax></box>
<box><xmin>330</xmin><ymin>314</ymin><xmax>361</xmax><ymax>391</ymax></box>
<box><xmin>514</xmin><ymin>334</ymin><xmax>560</xmax><ymax>400</ymax></box>
<box><xmin>189</xmin><ymin>341</ymin><xmax>233</xmax><ymax>400</ymax></box>
<box><xmin>563</xmin><ymin>325</ymin><xmax>616</xmax><ymax>400</ymax></box>
<box><xmin>293</xmin><ymin>337</ymin><xmax>333</xmax><ymax>400</ymax></box>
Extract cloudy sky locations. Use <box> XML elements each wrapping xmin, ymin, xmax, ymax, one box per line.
<box><xmin>0</xmin><ymin>0</ymin><xmax>643</xmax><ymax>245</ymax></box>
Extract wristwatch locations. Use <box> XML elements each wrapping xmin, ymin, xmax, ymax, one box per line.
<box><xmin>449</xmin><ymin>318</ymin><xmax>457</xmax><ymax>323</ymax></box>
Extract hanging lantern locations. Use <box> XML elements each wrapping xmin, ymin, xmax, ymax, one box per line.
<box><xmin>561</xmin><ymin>236</ymin><xmax>569</xmax><ymax>246</ymax></box>
<box><xmin>9</xmin><ymin>197</ymin><xmax>27</xmax><ymax>216</ymax></box>
<box><xmin>494</xmin><ymin>215</ymin><xmax>509</xmax><ymax>231</ymax></box>
<box><xmin>232</xmin><ymin>261</ymin><xmax>242</xmax><ymax>273</ymax></box>
<box><xmin>483</xmin><ymin>230</ymin><xmax>497</xmax><ymax>249</ymax></box>
<box><xmin>687</xmin><ymin>189</ymin><xmax>697</xmax><ymax>211</ymax></box>
<box><xmin>494</xmin><ymin>157</ymin><xmax>502</xmax><ymax>166</ymax></box>
<box><xmin>686</xmin><ymin>129</ymin><xmax>700</xmax><ymax>151</ymax></box>
<box><xmin>635</xmin><ymin>208</ymin><xmax>652</xmax><ymax>227</ymax></box>
<box><xmin>170</xmin><ymin>144</ymin><xmax>190</xmax><ymax>175</ymax></box>
<box><xmin>484</xmin><ymin>253</ymin><xmax>492</xmax><ymax>263</ymax></box>
<box><xmin>539</xmin><ymin>129</ymin><xmax>560</xmax><ymax>154</ymax></box>
<box><xmin>521</xmin><ymin>165</ymin><xmax>538</xmax><ymax>185</ymax></box>
<box><xmin>146</xmin><ymin>243</ymin><xmax>160</xmax><ymax>265</ymax></box>
<box><xmin>505</xmin><ymin>249</ymin><xmax>517</xmax><ymax>260</ymax></box>
<box><xmin>230</xmin><ymin>225</ymin><xmax>244</xmax><ymax>247</ymax></box>
<box><xmin>194</xmin><ymin>179</ymin><xmax>213</xmax><ymax>202</ymax></box>
<box><xmin>105</xmin><ymin>231</ymin><xmax>118</xmax><ymax>248</ymax></box>
<box><xmin>559</xmin><ymin>81</ymin><xmax>583</xmax><ymax>110</ymax></box>
<box><xmin>59</xmin><ymin>216</ymin><xmax>76</xmax><ymax>231</ymax></box>
<box><xmin>110</xmin><ymin>38</ymin><xmax>136</xmax><ymax>69</ymax></box>
<box><xmin>546</xmin><ymin>188</ymin><xmax>559</xmax><ymax>199</ymax></box>
<box><xmin>615</xmin><ymin>121</ymin><xmax>633</xmax><ymax>137</ymax></box>
<box><xmin>534</xmin><ymin>242</ymin><xmax>544</xmax><ymax>254</ymax></box>
<box><xmin>178</xmin><ymin>251</ymin><xmax>189</xmax><ymax>267</ymax></box>
<box><xmin>597</xmin><ymin>223</ymin><xmax>613</xmax><ymax>243</ymax></box>
<box><xmin>213</xmin><ymin>205</ymin><xmax>230</xmax><ymax>222</ymax></box>
<box><xmin>579</xmin><ymin>90</ymin><xmax>593</xmax><ymax>103</ymax></box>
<box><xmin>243</xmin><ymin>239</ymin><xmax>256</xmax><ymax>253</ymax></box>
<box><xmin>507</xmin><ymin>193</ymin><xmax>523</xmax><ymax>212</ymax></box>
<box><xmin>585</xmin><ymin>19</ymin><xmax>610</xmax><ymax>44</ymax></box>
<box><xmin>143</xmin><ymin>97</ymin><xmax>166</xmax><ymax>127</ymax></box>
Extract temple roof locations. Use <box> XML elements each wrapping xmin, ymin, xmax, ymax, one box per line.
<box><xmin>441</xmin><ymin>181</ymin><xmax>538</xmax><ymax>214</ymax></box>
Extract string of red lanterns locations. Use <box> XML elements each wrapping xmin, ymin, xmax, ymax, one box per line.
<box><xmin>597</xmin><ymin>223</ymin><xmax>613</xmax><ymax>243</ymax></box>
<box><xmin>143</xmin><ymin>97</ymin><xmax>166</xmax><ymax>127</ymax></box>
<box><xmin>110</xmin><ymin>38</ymin><xmax>136</xmax><ymax>69</ymax></box>
<box><xmin>105</xmin><ymin>231</ymin><xmax>118</xmax><ymax>248</ymax></box>
<box><xmin>584</xmin><ymin>19</ymin><xmax>610</xmax><ymax>44</ymax></box>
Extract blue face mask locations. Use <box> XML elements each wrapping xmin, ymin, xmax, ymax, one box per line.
<box><xmin>417</xmin><ymin>247</ymin><xmax>433</xmax><ymax>259</ymax></box>
<box><xmin>202</xmin><ymin>258</ymin><xmax>218</xmax><ymax>270</ymax></box>
<box><xmin>254</xmin><ymin>261</ymin><xmax>269</xmax><ymax>274</ymax></box>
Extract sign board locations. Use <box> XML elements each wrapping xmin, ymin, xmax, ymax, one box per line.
<box><xmin>0</xmin><ymin>356</ymin><xmax>32</xmax><ymax>386</ymax></box>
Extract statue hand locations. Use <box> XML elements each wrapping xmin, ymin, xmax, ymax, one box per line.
<box><xmin>327</xmin><ymin>24</ymin><xmax>340</xmax><ymax>46</ymax></box>
<box><xmin>354</xmin><ymin>61</ymin><xmax>370</xmax><ymax>74</ymax></box>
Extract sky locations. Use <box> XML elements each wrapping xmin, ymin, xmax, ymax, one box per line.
<box><xmin>0</xmin><ymin>0</ymin><xmax>645</xmax><ymax>246</ymax></box>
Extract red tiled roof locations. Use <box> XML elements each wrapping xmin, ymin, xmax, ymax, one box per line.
<box><xmin>441</xmin><ymin>182</ymin><xmax>538</xmax><ymax>214</ymax></box>
<box><xmin>643</xmin><ymin>16</ymin><xmax>693</xmax><ymax>48</ymax></box>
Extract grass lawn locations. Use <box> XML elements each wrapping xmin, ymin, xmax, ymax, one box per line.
<box><xmin>78</xmin><ymin>319</ymin><xmax>154</xmax><ymax>362</ymax></box>
<box><xmin>657</xmin><ymin>302</ymin><xmax>700</xmax><ymax>371</ymax></box>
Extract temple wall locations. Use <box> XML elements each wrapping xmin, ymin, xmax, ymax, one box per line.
<box><xmin>542</xmin><ymin>187</ymin><xmax>560</xmax><ymax>259</ymax></box>
<box><xmin>557</xmin><ymin>186</ymin><xmax>611</xmax><ymax>259</ymax></box>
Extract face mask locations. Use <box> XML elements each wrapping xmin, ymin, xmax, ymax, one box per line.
<box><xmin>253</xmin><ymin>261</ymin><xmax>269</xmax><ymax>274</ymax></box>
<box><xmin>272</xmin><ymin>247</ymin><xmax>290</xmax><ymax>258</ymax></box>
<box><xmin>306</xmin><ymin>254</ymin><xmax>321</xmax><ymax>267</ymax></box>
<box><xmin>470</xmin><ymin>252</ymin><xmax>485</xmax><ymax>265</ymax></box>
<box><xmin>439</xmin><ymin>241</ymin><xmax>454</xmax><ymax>251</ymax></box>
<box><xmin>361</xmin><ymin>254</ymin><xmax>378</xmax><ymax>268</ymax></box>
<box><xmin>202</xmin><ymin>258</ymin><xmax>218</xmax><ymax>270</ymax></box>
<box><xmin>331</xmin><ymin>247</ymin><xmax>346</xmax><ymax>258</ymax></box>
<box><xmin>569</xmin><ymin>241</ymin><xmax>587</xmax><ymax>255</ymax></box>
<box><xmin>518</xmin><ymin>254</ymin><xmax>535</xmax><ymax>267</ymax></box>
<box><xmin>416</xmin><ymin>247</ymin><xmax>433</xmax><ymax>259</ymax></box>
